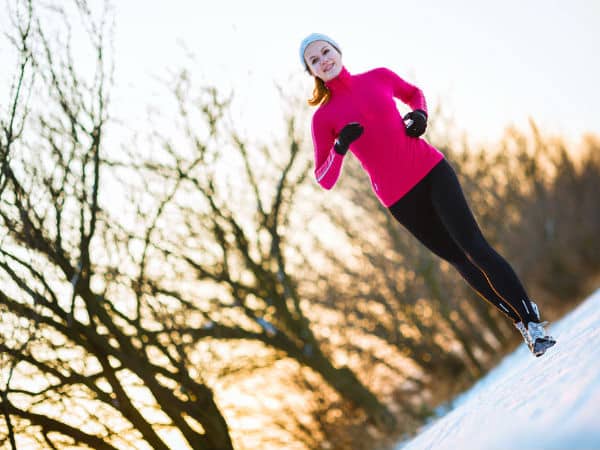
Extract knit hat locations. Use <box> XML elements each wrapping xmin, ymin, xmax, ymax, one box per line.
<box><xmin>299</xmin><ymin>33</ymin><xmax>341</xmax><ymax>71</ymax></box>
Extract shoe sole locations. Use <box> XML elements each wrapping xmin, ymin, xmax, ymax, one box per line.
<box><xmin>534</xmin><ymin>338</ymin><xmax>556</xmax><ymax>357</ymax></box>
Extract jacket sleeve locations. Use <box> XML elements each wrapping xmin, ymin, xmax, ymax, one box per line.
<box><xmin>377</xmin><ymin>67</ymin><xmax>428</xmax><ymax>114</ymax></box>
<box><xmin>311</xmin><ymin>111</ymin><xmax>344</xmax><ymax>190</ymax></box>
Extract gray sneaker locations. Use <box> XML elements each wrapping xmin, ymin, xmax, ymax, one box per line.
<box><xmin>515</xmin><ymin>320</ymin><xmax>556</xmax><ymax>357</ymax></box>
<box><xmin>528</xmin><ymin>321</ymin><xmax>556</xmax><ymax>356</ymax></box>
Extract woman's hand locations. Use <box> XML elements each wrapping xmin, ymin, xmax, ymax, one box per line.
<box><xmin>334</xmin><ymin>122</ymin><xmax>364</xmax><ymax>155</ymax></box>
<box><xmin>404</xmin><ymin>110</ymin><xmax>427</xmax><ymax>137</ymax></box>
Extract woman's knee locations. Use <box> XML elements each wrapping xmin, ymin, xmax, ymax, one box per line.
<box><xmin>462</xmin><ymin>234</ymin><xmax>499</xmax><ymax>267</ymax></box>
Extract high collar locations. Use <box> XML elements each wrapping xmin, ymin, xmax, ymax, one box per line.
<box><xmin>324</xmin><ymin>66</ymin><xmax>351</xmax><ymax>91</ymax></box>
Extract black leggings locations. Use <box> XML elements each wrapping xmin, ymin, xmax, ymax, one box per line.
<box><xmin>388</xmin><ymin>159</ymin><xmax>539</xmax><ymax>324</ymax></box>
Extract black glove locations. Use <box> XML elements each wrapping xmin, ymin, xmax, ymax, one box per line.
<box><xmin>404</xmin><ymin>109</ymin><xmax>428</xmax><ymax>138</ymax></box>
<box><xmin>334</xmin><ymin>122</ymin><xmax>364</xmax><ymax>155</ymax></box>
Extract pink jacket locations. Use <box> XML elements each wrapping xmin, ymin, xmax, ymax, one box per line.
<box><xmin>311</xmin><ymin>67</ymin><xmax>444</xmax><ymax>206</ymax></box>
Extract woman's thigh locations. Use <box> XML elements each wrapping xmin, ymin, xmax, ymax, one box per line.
<box><xmin>428</xmin><ymin>159</ymin><xmax>488</xmax><ymax>254</ymax></box>
<box><xmin>388</xmin><ymin>165</ymin><xmax>468</xmax><ymax>264</ymax></box>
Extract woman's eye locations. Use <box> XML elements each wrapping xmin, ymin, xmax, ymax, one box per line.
<box><xmin>323</xmin><ymin>49</ymin><xmax>329</xmax><ymax>54</ymax></box>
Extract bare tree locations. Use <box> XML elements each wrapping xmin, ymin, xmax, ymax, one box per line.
<box><xmin>1</xmin><ymin>0</ymin><xmax>34</xmax><ymax>199</ymax></box>
<box><xmin>0</xmin><ymin>2</ymin><xmax>233</xmax><ymax>448</ymax></box>
<box><xmin>115</xmin><ymin>71</ymin><xmax>398</xmax><ymax>432</ymax></box>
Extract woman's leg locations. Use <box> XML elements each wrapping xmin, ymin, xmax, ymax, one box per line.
<box><xmin>427</xmin><ymin>159</ymin><xmax>540</xmax><ymax>324</ymax></box>
<box><xmin>388</xmin><ymin>165</ymin><xmax>522</xmax><ymax>322</ymax></box>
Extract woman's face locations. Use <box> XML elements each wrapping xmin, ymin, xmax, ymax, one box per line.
<box><xmin>304</xmin><ymin>41</ymin><xmax>342</xmax><ymax>81</ymax></box>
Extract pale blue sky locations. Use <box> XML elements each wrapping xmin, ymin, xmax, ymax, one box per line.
<box><xmin>111</xmin><ymin>0</ymin><xmax>600</xmax><ymax>146</ymax></box>
<box><xmin>3</xmin><ymin>1</ymin><xmax>599</xmax><ymax>145</ymax></box>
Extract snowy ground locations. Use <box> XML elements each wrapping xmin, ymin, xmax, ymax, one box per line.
<box><xmin>396</xmin><ymin>288</ymin><xmax>600</xmax><ymax>450</ymax></box>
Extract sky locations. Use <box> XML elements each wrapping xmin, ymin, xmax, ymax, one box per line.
<box><xmin>111</xmin><ymin>0</ymin><xmax>600</xmax><ymax>146</ymax></box>
<box><xmin>398</xmin><ymin>288</ymin><xmax>600</xmax><ymax>449</ymax></box>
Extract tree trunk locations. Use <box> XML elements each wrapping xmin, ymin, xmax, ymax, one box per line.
<box><xmin>189</xmin><ymin>385</ymin><xmax>234</xmax><ymax>450</ymax></box>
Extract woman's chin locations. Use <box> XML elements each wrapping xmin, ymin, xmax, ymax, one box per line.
<box><xmin>322</xmin><ymin>66</ymin><xmax>342</xmax><ymax>81</ymax></box>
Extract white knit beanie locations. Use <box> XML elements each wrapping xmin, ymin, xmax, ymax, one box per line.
<box><xmin>299</xmin><ymin>33</ymin><xmax>341</xmax><ymax>71</ymax></box>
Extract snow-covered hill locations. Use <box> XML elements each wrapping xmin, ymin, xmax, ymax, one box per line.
<box><xmin>397</xmin><ymin>289</ymin><xmax>600</xmax><ymax>450</ymax></box>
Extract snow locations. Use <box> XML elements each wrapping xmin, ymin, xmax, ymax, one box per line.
<box><xmin>396</xmin><ymin>288</ymin><xmax>600</xmax><ymax>450</ymax></box>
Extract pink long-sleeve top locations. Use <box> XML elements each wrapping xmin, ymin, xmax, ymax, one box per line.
<box><xmin>311</xmin><ymin>66</ymin><xmax>444</xmax><ymax>207</ymax></box>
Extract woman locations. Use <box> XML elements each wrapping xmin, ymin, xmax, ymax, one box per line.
<box><xmin>300</xmin><ymin>32</ymin><xmax>555</xmax><ymax>357</ymax></box>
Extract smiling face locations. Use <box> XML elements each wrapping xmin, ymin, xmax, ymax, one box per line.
<box><xmin>304</xmin><ymin>40</ymin><xmax>342</xmax><ymax>81</ymax></box>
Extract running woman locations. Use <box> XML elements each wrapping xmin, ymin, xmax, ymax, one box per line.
<box><xmin>300</xmin><ymin>33</ymin><xmax>555</xmax><ymax>356</ymax></box>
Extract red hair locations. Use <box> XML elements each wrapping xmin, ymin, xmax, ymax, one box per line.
<box><xmin>307</xmin><ymin>77</ymin><xmax>330</xmax><ymax>106</ymax></box>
